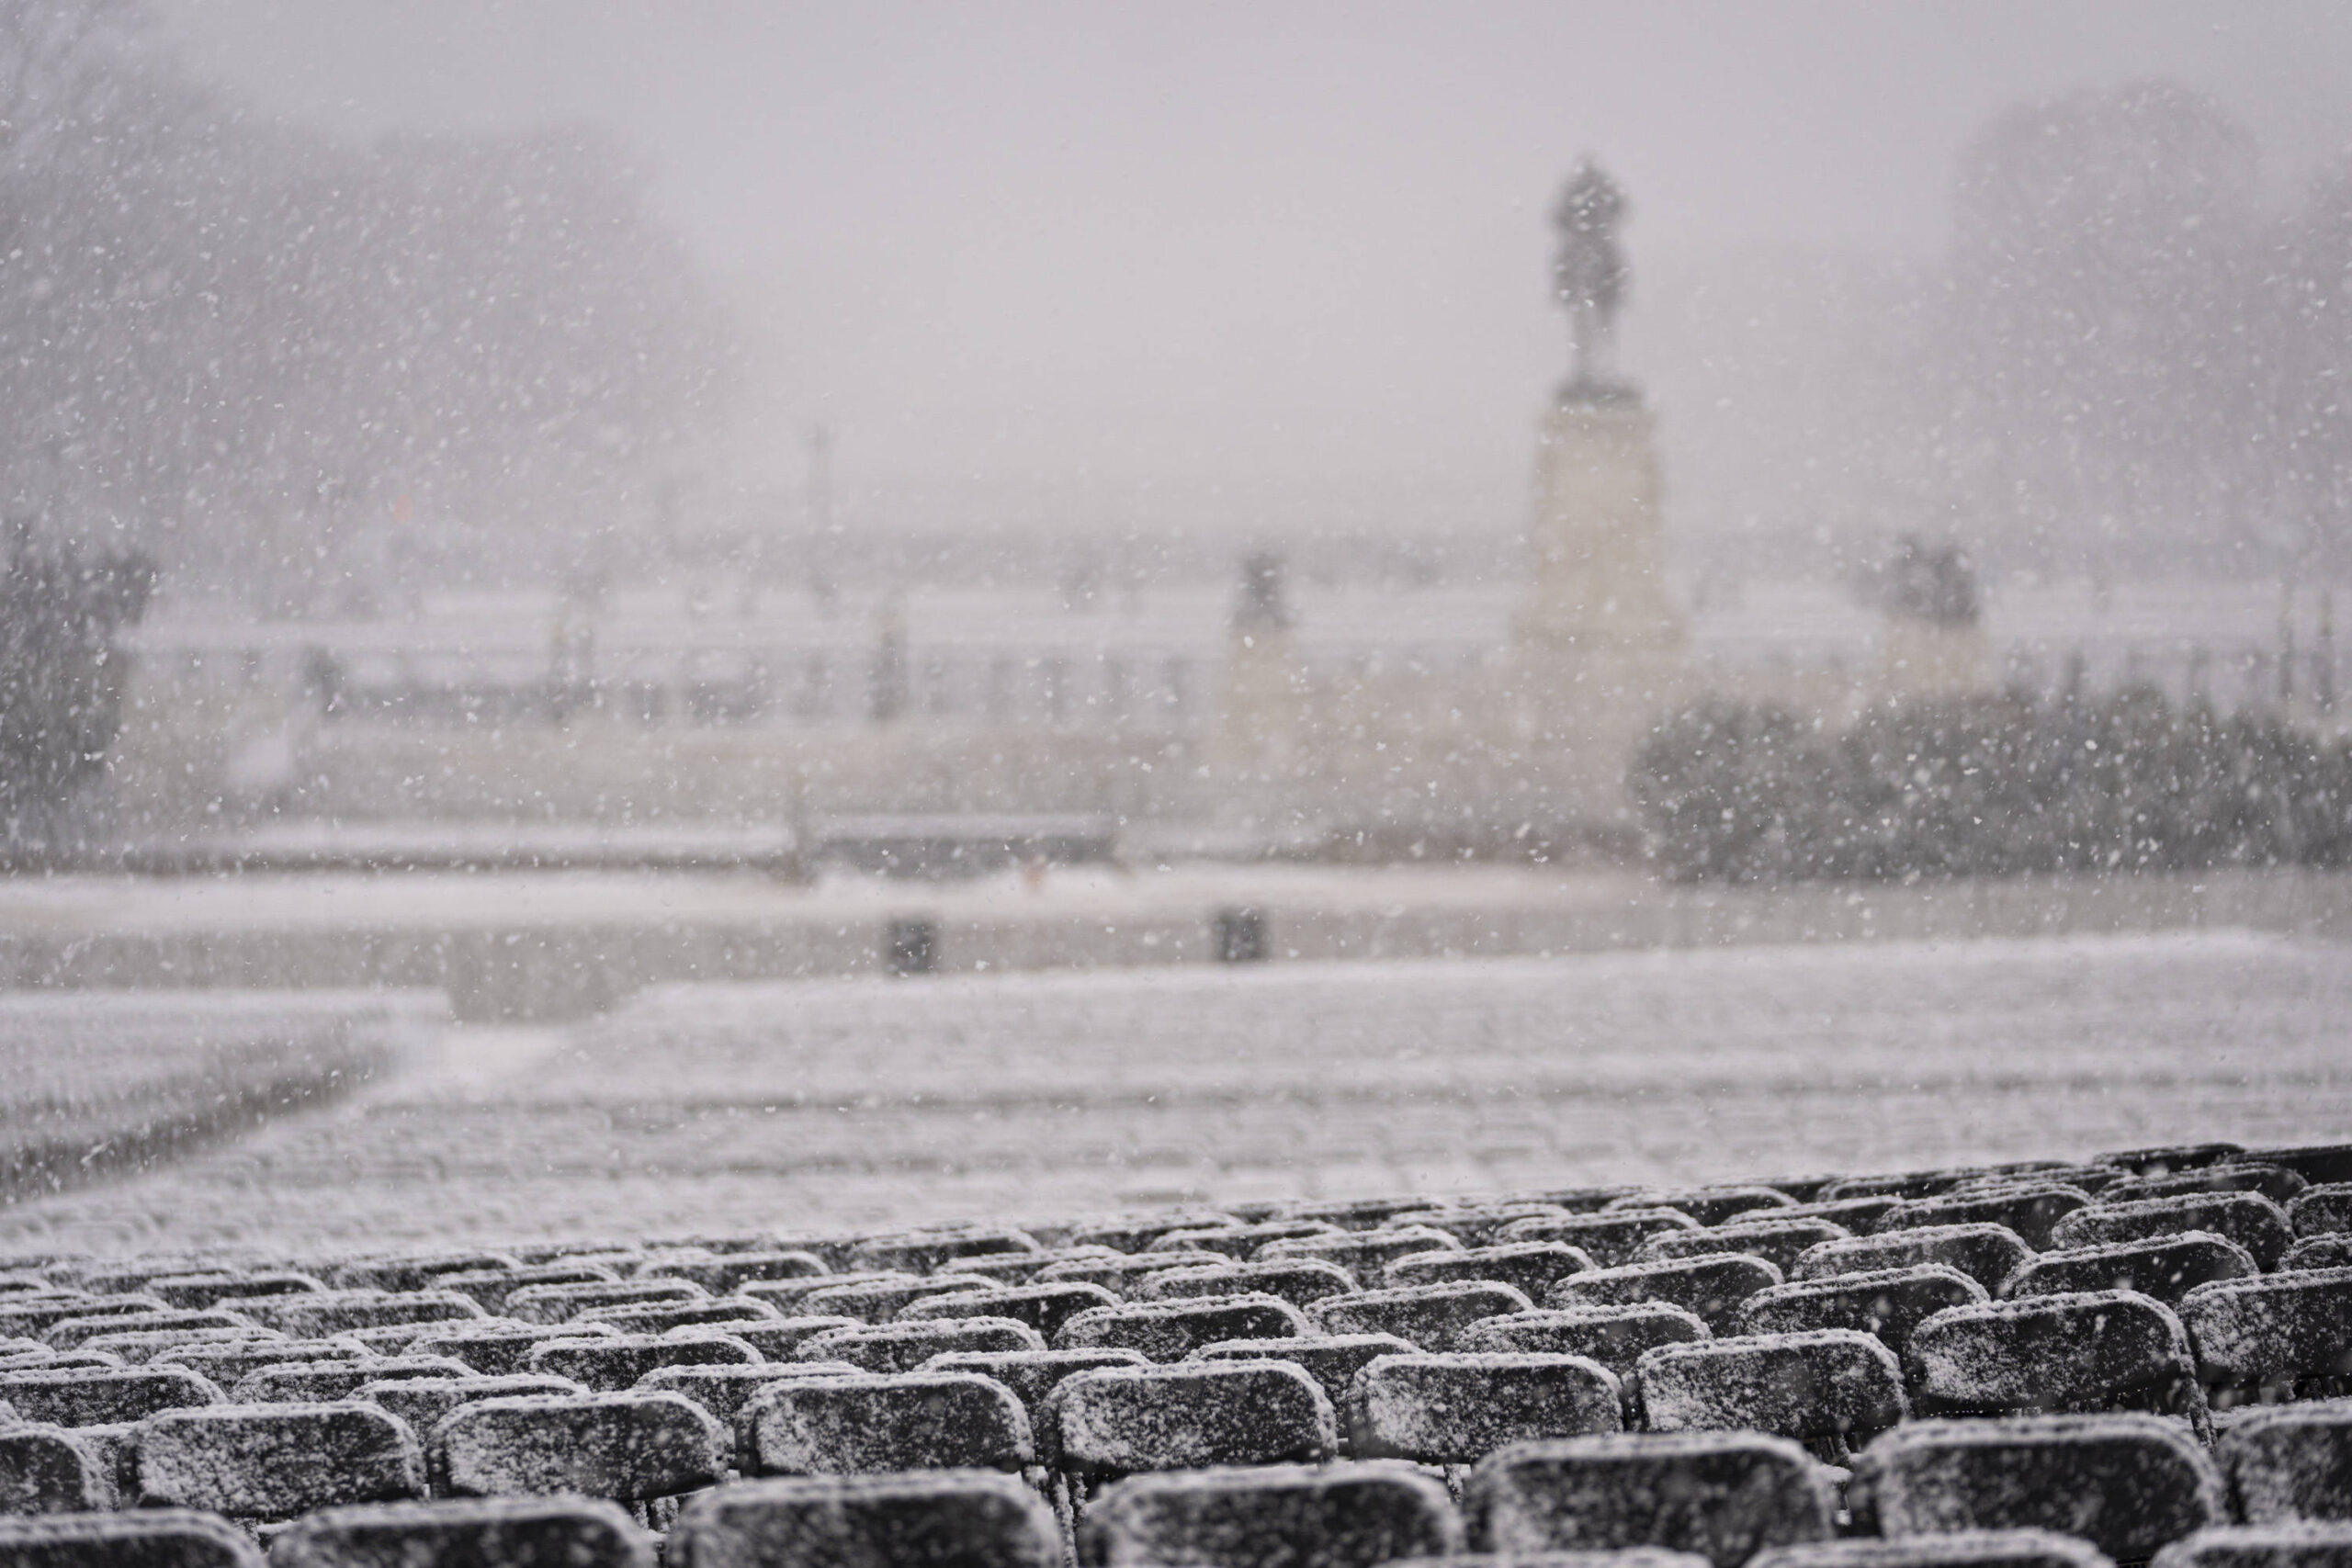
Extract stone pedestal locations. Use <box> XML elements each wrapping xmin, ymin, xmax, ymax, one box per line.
<box><xmin>1506</xmin><ymin>390</ymin><xmax>1690</xmax><ymax>833</ymax></box>
<box><xmin>1214</xmin><ymin>626</ymin><xmax>1306</xmax><ymax>776</ymax></box>
<box><xmin>1515</xmin><ymin>392</ymin><xmax>1683</xmax><ymax>657</ymax></box>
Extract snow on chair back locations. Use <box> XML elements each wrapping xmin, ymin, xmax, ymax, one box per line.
<box><xmin>0</xmin><ymin>1509</ymin><xmax>264</xmax><ymax>1568</ymax></box>
<box><xmin>1308</xmin><ymin>1282</ymin><xmax>1534</xmax><ymax>1351</ymax></box>
<box><xmin>2004</xmin><ymin>1235</ymin><xmax>2257</xmax><ymax>1305</ymax></box>
<box><xmin>1747</xmin><ymin>1529</ymin><xmax>2117</xmax><ymax>1568</ymax></box>
<box><xmin>1741</xmin><ymin>1265</ymin><xmax>1986</xmax><ymax>1359</ymax></box>
<box><xmin>132</xmin><ymin>1402</ymin><xmax>424</xmax><ymax>1520</ymax></box>
<box><xmin>0</xmin><ymin>1424</ymin><xmax>119</xmax><ymax>1514</ymax></box>
<box><xmin>1080</xmin><ymin>1461</ymin><xmax>1461</xmax><ymax>1568</ymax></box>
<box><xmin>2179</xmin><ymin>1269</ymin><xmax>2352</xmax><ymax>1401</ymax></box>
<box><xmin>1385</xmin><ymin>1241</ymin><xmax>1595</xmax><ymax>1297</ymax></box>
<box><xmin>672</xmin><ymin>1472</ymin><xmax>1062</xmax><ymax>1568</ymax></box>
<box><xmin>1055</xmin><ymin>1294</ymin><xmax>1309</xmax><ymax>1361</ymax></box>
<box><xmin>1497</xmin><ymin>1210</ymin><xmax>1702</xmax><ymax>1269</ymax></box>
<box><xmin>798</xmin><ymin>1318</ymin><xmax>1046</xmax><ymax>1375</ymax></box>
<box><xmin>1792</xmin><ymin>1225</ymin><xmax>2032</xmax><ymax>1296</ymax></box>
<box><xmin>0</xmin><ymin>1366</ymin><xmax>220</xmax><ymax>1427</ymax></box>
<box><xmin>739</xmin><ymin>1371</ymin><xmax>1034</xmax><ymax>1476</ymax></box>
<box><xmin>1044</xmin><ymin>1359</ymin><xmax>1335</xmax><ymax>1475</ymax></box>
<box><xmin>527</xmin><ymin>1332</ymin><xmax>761</xmax><ymax>1393</ymax></box>
<box><xmin>1464</xmin><ymin>1430</ymin><xmax>1836</xmax><ymax>1568</ymax></box>
<box><xmin>1136</xmin><ymin>1259</ymin><xmax>1359</xmax><ymax>1309</ymax></box>
<box><xmin>1875</xmin><ymin>1186</ymin><xmax>2096</xmax><ymax>1252</ymax></box>
<box><xmin>1639</xmin><ymin>1329</ymin><xmax>1906</xmax><ymax>1452</ymax></box>
<box><xmin>921</xmin><ymin>1348</ymin><xmax>1148</xmax><ymax>1428</ymax></box>
<box><xmin>269</xmin><ymin>1496</ymin><xmax>654</xmax><ymax>1568</ymax></box>
<box><xmin>1548</xmin><ymin>1255</ymin><xmax>1782</xmax><ymax>1336</ymax></box>
<box><xmin>435</xmin><ymin>1392</ymin><xmax>726</xmax><ymax>1500</ymax></box>
<box><xmin>899</xmin><ymin>1282</ymin><xmax>1118</xmax><ymax>1339</ymax></box>
<box><xmin>2149</xmin><ymin>1524</ymin><xmax>2352</xmax><ymax>1568</ymax></box>
<box><xmin>1348</xmin><ymin>1351</ymin><xmax>1622</xmax><ymax>1466</ymax></box>
<box><xmin>2052</xmin><ymin>1194</ymin><xmax>2295</xmax><ymax>1271</ymax></box>
<box><xmin>1905</xmin><ymin>1290</ymin><xmax>2210</xmax><ymax>1435</ymax></box>
<box><xmin>1643</xmin><ymin>1221</ymin><xmax>1850</xmax><ymax>1278</ymax></box>
<box><xmin>1850</xmin><ymin>1413</ymin><xmax>2224</xmax><ymax>1565</ymax></box>
<box><xmin>1193</xmin><ymin>1335</ymin><xmax>1415</xmax><ymax>1416</ymax></box>
<box><xmin>2214</xmin><ymin>1399</ymin><xmax>2352</xmax><ymax>1524</ymax></box>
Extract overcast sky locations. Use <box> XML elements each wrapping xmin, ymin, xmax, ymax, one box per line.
<box><xmin>164</xmin><ymin>2</ymin><xmax>2352</xmax><ymax>550</ymax></box>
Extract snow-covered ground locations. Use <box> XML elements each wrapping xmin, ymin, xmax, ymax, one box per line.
<box><xmin>0</xmin><ymin>990</ymin><xmax>442</xmax><ymax>1204</ymax></box>
<box><xmin>4</xmin><ymin>931</ymin><xmax>2344</xmax><ymax>1253</ymax></box>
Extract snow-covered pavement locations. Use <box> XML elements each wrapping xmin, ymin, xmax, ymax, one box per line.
<box><xmin>4</xmin><ymin>931</ymin><xmax>2345</xmax><ymax>1252</ymax></box>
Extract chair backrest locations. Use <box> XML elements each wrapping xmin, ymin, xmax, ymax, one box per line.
<box><xmin>2003</xmin><ymin>1235</ymin><xmax>2257</xmax><ymax>1305</ymax></box>
<box><xmin>1080</xmin><ymin>1461</ymin><xmax>1462</xmax><ymax>1568</ymax></box>
<box><xmin>1056</xmin><ymin>1294</ymin><xmax>1311</xmax><ymax>1361</ymax></box>
<box><xmin>1608</xmin><ymin>1188</ymin><xmax>1797</xmax><ymax>1228</ymax></box>
<box><xmin>528</xmin><ymin>1332</ymin><xmax>760</xmax><ymax>1392</ymax></box>
<box><xmin>0</xmin><ymin>1366</ymin><xmax>221</xmax><ymax>1427</ymax></box>
<box><xmin>268</xmin><ymin>1495</ymin><xmax>654</xmax><ymax>1568</ymax></box>
<box><xmin>1850</xmin><ymin>1413</ymin><xmax>2225</xmax><ymax>1565</ymax></box>
<box><xmin>232</xmin><ymin>1357</ymin><xmax>471</xmax><ymax>1404</ymax></box>
<box><xmin>1045</xmin><ymin>1359</ymin><xmax>1334</xmax><ymax>1474</ymax></box>
<box><xmin>1906</xmin><ymin>1290</ymin><xmax>2208</xmax><ymax>1434</ymax></box>
<box><xmin>359</xmin><ymin>1372</ymin><xmax>584</xmax><ymax>1435</ymax></box>
<box><xmin>1459</xmin><ymin>1304</ymin><xmax>1711</xmax><ymax>1388</ymax></box>
<box><xmin>407</xmin><ymin>1321</ymin><xmax>618</xmax><ymax>1376</ymax></box>
<box><xmin>1256</xmin><ymin>1228</ymin><xmax>1465</xmax><ymax>1282</ymax></box>
<box><xmin>0</xmin><ymin>1508</ymin><xmax>264</xmax><ymax>1567</ymax></box>
<box><xmin>629</xmin><ymin>1363</ymin><xmax>856</xmax><ymax>1430</ymax></box>
<box><xmin>1134</xmin><ymin>1260</ymin><xmax>1359</xmax><ymax>1309</ymax></box>
<box><xmin>2148</xmin><ymin>1523</ymin><xmax>2352</xmax><ymax>1568</ymax></box>
<box><xmin>1876</xmin><ymin>1187</ymin><xmax>2095</xmax><ymax>1252</ymax></box>
<box><xmin>220</xmin><ymin>1290</ymin><xmax>485</xmax><ymax>1337</ymax></box>
<box><xmin>434</xmin><ymin>1392</ymin><xmax>727</xmax><ymax>1501</ymax></box>
<box><xmin>1498</xmin><ymin>1209</ymin><xmax>1703</xmax><ymax>1269</ymax></box>
<box><xmin>797</xmin><ymin>1318</ymin><xmax>1046</xmax><ymax>1375</ymax></box>
<box><xmin>1193</xmin><ymin>1335</ymin><xmax>1416</xmax><ymax>1411</ymax></box>
<box><xmin>0</xmin><ymin>1423</ymin><xmax>117</xmax><ymax>1514</ymax></box>
<box><xmin>2213</xmin><ymin>1398</ymin><xmax>2352</xmax><ymax>1524</ymax></box>
<box><xmin>1638</xmin><ymin>1329</ymin><xmax>1905</xmax><ymax>1443</ymax></box>
<box><xmin>1741</xmin><ymin>1265</ymin><xmax>1986</xmax><ymax>1358</ymax></box>
<box><xmin>1465</xmin><ymin>1430</ymin><xmax>1836</xmax><ymax>1568</ymax></box>
<box><xmin>1549</xmin><ymin>1256</ymin><xmax>1782</xmax><ymax>1335</ymax></box>
<box><xmin>2286</xmin><ymin>1184</ymin><xmax>2352</xmax><ymax>1239</ymax></box>
<box><xmin>1642</xmin><ymin>1221</ymin><xmax>1850</xmax><ymax>1278</ymax></box>
<box><xmin>1348</xmin><ymin>1351</ymin><xmax>1622</xmax><ymax>1465</ymax></box>
<box><xmin>671</xmin><ymin>1472</ymin><xmax>1062</xmax><ymax>1568</ymax></box>
<box><xmin>899</xmin><ymin>1282</ymin><xmax>1118</xmax><ymax>1339</ymax></box>
<box><xmin>1307</xmin><ymin>1283</ymin><xmax>1534</xmax><ymax>1351</ymax></box>
<box><xmin>1746</xmin><ymin>1529</ymin><xmax>2116</xmax><ymax>1568</ymax></box>
<box><xmin>2052</xmin><ymin>1195</ymin><xmax>2295</xmax><ymax>1271</ymax></box>
<box><xmin>920</xmin><ymin>1348</ymin><xmax>1149</xmax><ymax>1425</ymax></box>
<box><xmin>1383</xmin><ymin>1242</ymin><xmax>1594</xmax><ymax>1298</ymax></box>
<box><xmin>132</xmin><ymin>1401</ymin><xmax>424</xmax><ymax>1520</ymax></box>
<box><xmin>738</xmin><ymin>1371</ymin><xmax>1033</xmax><ymax>1476</ymax></box>
<box><xmin>2180</xmin><ymin>1269</ymin><xmax>2352</xmax><ymax>1391</ymax></box>
<box><xmin>1792</xmin><ymin>1226</ymin><xmax>2033</xmax><ymax>1296</ymax></box>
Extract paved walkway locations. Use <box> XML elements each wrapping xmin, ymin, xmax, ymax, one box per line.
<box><xmin>6</xmin><ymin>930</ymin><xmax>2346</xmax><ymax>1253</ymax></box>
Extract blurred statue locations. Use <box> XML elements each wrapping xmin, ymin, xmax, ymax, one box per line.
<box><xmin>1553</xmin><ymin>158</ymin><xmax>1630</xmax><ymax>395</ymax></box>
<box><xmin>1232</xmin><ymin>551</ymin><xmax>1291</xmax><ymax>637</ymax></box>
<box><xmin>1874</xmin><ymin>535</ymin><xmax>1988</xmax><ymax>697</ymax></box>
<box><xmin>1878</xmin><ymin>535</ymin><xmax>1981</xmax><ymax>627</ymax></box>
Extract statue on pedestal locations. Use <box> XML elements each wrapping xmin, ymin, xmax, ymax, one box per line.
<box><xmin>1553</xmin><ymin>159</ymin><xmax>1634</xmax><ymax>401</ymax></box>
<box><xmin>1508</xmin><ymin>158</ymin><xmax>1689</xmax><ymax>831</ymax></box>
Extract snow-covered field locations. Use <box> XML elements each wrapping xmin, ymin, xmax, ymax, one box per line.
<box><xmin>3</xmin><ymin>931</ymin><xmax>2345</xmax><ymax>1254</ymax></box>
<box><xmin>0</xmin><ymin>990</ymin><xmax>440</xmax><ymax>1204</ymax></box>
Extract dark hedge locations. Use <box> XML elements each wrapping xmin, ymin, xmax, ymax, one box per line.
<box><xmin>1630</xmin><ymin>690</ymin><xmax>2352</xmax><ymax>883</ymax></box>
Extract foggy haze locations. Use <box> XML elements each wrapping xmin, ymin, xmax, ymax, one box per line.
<box><xmin>163</xmin><ymin>1</ymin><xmax>2352</xmax><ymax>563</ymax></box>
